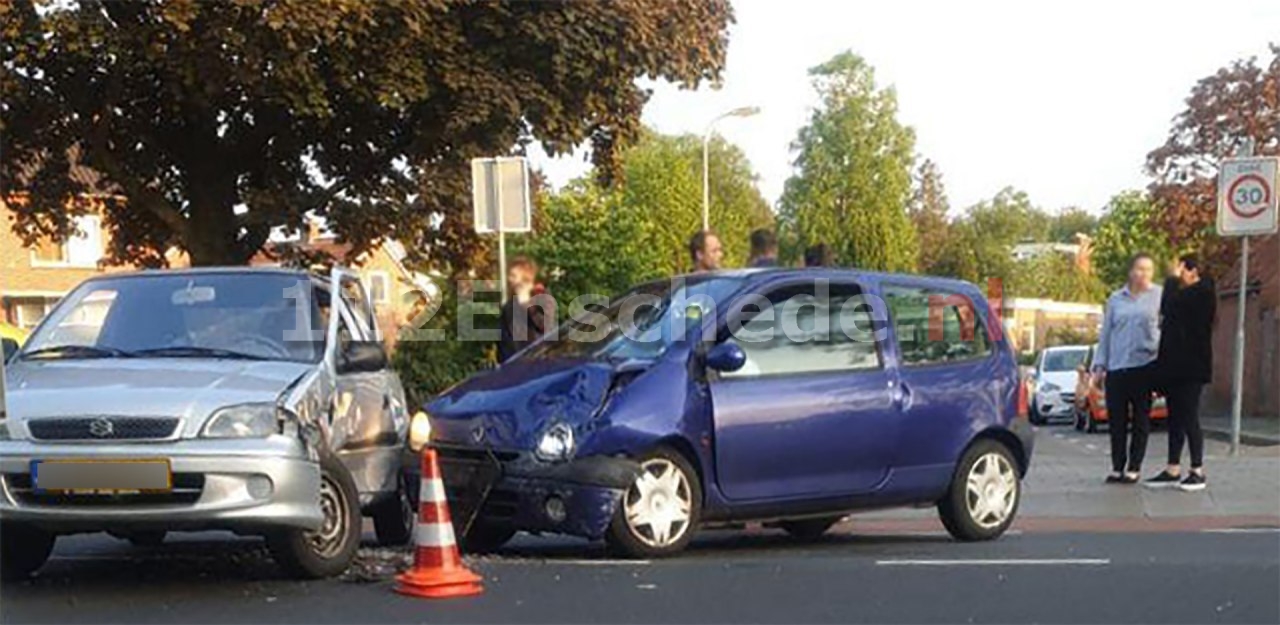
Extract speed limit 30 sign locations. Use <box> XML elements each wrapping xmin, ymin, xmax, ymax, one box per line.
<box><xmin>1218</xmin><ymin>157</ymin><xmax>1279</xmax><ymax>236</ymax></box>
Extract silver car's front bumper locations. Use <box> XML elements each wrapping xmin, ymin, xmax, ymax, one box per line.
<box><xmin>0</xmin><ymin>436</ymin><xmax>322</xmax><ymax>533</ymax></box>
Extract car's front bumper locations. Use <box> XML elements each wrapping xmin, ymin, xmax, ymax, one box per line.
<box><xmin>1034</xmin><ymin>391</ymin><xmax>1076</xmax><ymax>420</ymax></box>
<box><xmin>0</xmin><ymin>436</ymin><xmax>322</xmax><ymax>533</ymax></box>
<box><xmin>407</xmin><ymin>445</ymin><xmax>641</xmax><ymax>540</ymax></box>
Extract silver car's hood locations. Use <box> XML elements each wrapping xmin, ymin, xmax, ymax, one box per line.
<box><xmin>5</xmin><ymin>358</ymin><xmax>313</xmax><ymax>438</ymax></box>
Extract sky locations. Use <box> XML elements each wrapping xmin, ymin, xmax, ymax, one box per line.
<box><xmin>532</xmin><ymin>0</ymin><xmax>1280</xmax><ymax>216</ymax></box>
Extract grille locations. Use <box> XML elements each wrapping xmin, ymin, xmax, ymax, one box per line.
<box><xmin>28</xmin><ymin>417</ymin><xmax>180</xmax><ymax>441</ymax></box>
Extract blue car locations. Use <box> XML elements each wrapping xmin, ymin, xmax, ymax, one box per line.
<box><xmin>419</xmin><ymin>268</ymin><xmax>1034</xmax><ymax>557</ymax></box>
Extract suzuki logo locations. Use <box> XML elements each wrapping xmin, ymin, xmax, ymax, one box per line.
<box><xmin>88</xmin><ymin>417</ymin><xmax>115</xmax><ymax>438</ymax></box>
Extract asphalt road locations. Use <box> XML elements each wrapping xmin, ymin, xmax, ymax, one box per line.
<box><xmin>3</xmin><ymin>425</ymin><xmax>1279</xmax><ymax>624</ymax></box>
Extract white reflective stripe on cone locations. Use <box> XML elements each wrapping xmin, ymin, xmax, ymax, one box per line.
<box><xmin>413</xmin><ymin>521</ymin><xmax>458</xmax><ymax>548</ymax></box>
<box><xmin>419</xmin><ymin>477</ymin><xmax>448</xmax><ymax>504</ymax></box>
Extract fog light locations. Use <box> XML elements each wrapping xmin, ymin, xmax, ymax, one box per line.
<box><xmin>544</xmin><ymin>495</ymin><xmax>567</xmax><ymax>524</ymax></box>
<box><xmin>247</xmin><ymin>475</ymin><xmax>274</xmax><ymax>500</ymax></box>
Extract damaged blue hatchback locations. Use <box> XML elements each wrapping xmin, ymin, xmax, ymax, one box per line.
<box><xmin>418</xmin><ymin>268</ymin><xmax>1034</xmax><ymax>557</ymax></box>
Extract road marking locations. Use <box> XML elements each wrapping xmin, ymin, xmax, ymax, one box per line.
<box><xmin>876</xmin><ymin>558</ymin><xmax>1109</xmax><ymax>567</ymax></box>
<box><xmin>552</xmin><ymin>559</ymin><xmax>652</xmax><ymax>566</ymax></box>
<box><xmin>1201</xmin><ymin>528</ymin><xmax>1280</xmax><ymax>534</ymax></box>
<box><xmin>1085</xmin><ymin>444</ymin><xmax>1098</xmax><ymax>451</ymax></box>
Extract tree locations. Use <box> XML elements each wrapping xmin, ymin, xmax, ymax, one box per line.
<box><xmin>514</xmin><ymin>130</ymin><xmax>773</xmax><ymax>301</ymax></box>
<box><xmin>939</xmin><ymin>187</ymin><xmax>1049</xmax><ymax>287</ymax></box>
<box><xmin>908</xmin><ymin>159</ymin><xmax>951</xmax><ymax>274</ymax></box>
<box><xmin>1092</xmin><ymin>190</ymin><xmax>1176</xmax><ymax>288</ymax></box>
<box><xmin>1010</xmin><ymin>251</ymin><xmax>1107</xmax><ymax>303</ymax></box>
<box><xmin>778</xmin><ymin>52</ymin><xmax>918</xmax><ymax>272</ymax></box>
<box><xmin>1</xmin><ymin>0</ymin><xmax>733</xmax><ymax>270</ymax></box>
<box><xmin>1146</xmin><ymin>44</ymin><xmax>1279</xmax><ymax>275</ymax></box>
<box><xmin>1049</xmin><ymin>207</ymin><xmax>1098</xmax><ymax>243</ymax></box>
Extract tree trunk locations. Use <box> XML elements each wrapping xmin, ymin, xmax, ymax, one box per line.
<box><xmin>184</xmin><ymin>177</ymin><xmax>252</xmax><ymax>267</ymax></box>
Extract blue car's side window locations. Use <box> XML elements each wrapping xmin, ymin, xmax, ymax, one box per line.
<box><xmin>720</xmin><ymin>283</ymin><xmax>881</xmax><ymax>379</ymax></box>
<box><xmin>883</xmin><ymin>285</ymin><xmax>991</xmax><ymax>367</ymax></box>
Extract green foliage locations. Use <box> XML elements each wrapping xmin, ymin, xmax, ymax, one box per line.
<box><xmin>1</xmin><ymin>0</ymin><xmax>732</xmax><ymax>271</ymax></box>
<box><xmin>908</xmin><ymin>159</ymin><xmax>952</xmax><ymax>275</ymax></box>
<box><xmin>1049</xmin><ymin>207</ymin><xmax>1098</xmax><ymax>243</ymax></box>
<box><xmin>1010</xmin><ymin>252</ymin><xmax>1107</xmax><ymax>303</ymax></box>
<box><xmin>391</xmin><ymin>285</ymin><xmax>496</xmax><ymax>409</ymax></box>
<box><xmin>779</xmin><ymin>51</ymin><xmax>919</xmax><ymax>272</ymax></box>
<box><xmin>515</xmin><ymin>130</ymin><xmax>773</xmax><ymax>301</ymax></box>
<box><xmin>1092</xmin><ymin>191</ymin><xmax>1175</xmax><ymax>288</ymax></box>
<box><xmin>1044</xmin><ymin>325</ymin><xmax>1099</xmax><ymax>349</ymax></box>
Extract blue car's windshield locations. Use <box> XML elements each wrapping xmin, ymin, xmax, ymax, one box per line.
<box><xmin>21</xmin><ymin>272</ymin><xmax>324</xmax><ymax>364</ymax></box>
<box><xmin>520</xmin><ymin>276</ymin><xmax>747</xmax><ymax>362</ymax></box>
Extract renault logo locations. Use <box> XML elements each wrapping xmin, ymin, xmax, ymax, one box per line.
<box><xmin>88</xmin><ymin>417</ymin><xmax>115</xmax><ymax>438</ymax></box>
<box><xmin>470</xmin><ymin>424</ymin><xmax>486</xmax><ymax>444</ymax></box>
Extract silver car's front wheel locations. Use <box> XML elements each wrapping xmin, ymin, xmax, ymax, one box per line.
<box><xmin>267</xmin><ymin>454</ymin><xmax>361</xmax><ymax>578</ymax></box>
<box><xmin>607</xmin><ymin>448</ymin><xmax>702</xmax><ymax>558</ymax></box>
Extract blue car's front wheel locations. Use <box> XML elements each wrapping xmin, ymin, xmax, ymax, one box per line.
<box><xmin>607</xmin><ymin>447</ymin><xmax>702</xmax><ymax>558</ymax></box>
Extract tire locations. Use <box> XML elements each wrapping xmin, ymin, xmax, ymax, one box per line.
<box><xmin>372</xmin><ymin>474</ymin><xmax>414</xmax><ymax>546</ymax></box>
<box><xmin>939</xmin><ymin>439</ymin><xmax>1021</xmax><ymax>542</ymax></box>
<box><xmin>607</xmin><ymin>447</ymin><xmax>702</xmax><ymax>558</ymax></box>
<box><xmin>267</xmin><ymin>453</ymin><xmax>361</xmax><ymax>579</ymax></box>
<box><xmin>461</xmin><ymin>523</ymin><xmax>516</xmax><ymax>554</ymax></box>
<box><xmin>779</xmin><ymin>516</ymin><xmax>843</xmax><ymax>540</ymax></box>
<box><xmin>1073</xmin><ymin>409</ymin><xmax>1086</xmax><ymax>431</ymax></box>
<box><xmin>126</xmin><ymin>530</ymin><xmax>167</xmax><ymax>547</ymax></box>
<box><xmin>1029</xmin><ymin>403</ymin><xmax>1044</xmax><ymax>426</ymax></box>
<box><xmin>1</xmin><ymin>523</ymin><xmax>55</xmax><ymax>581</ymax></box>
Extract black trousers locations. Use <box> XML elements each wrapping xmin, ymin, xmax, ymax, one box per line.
<box><xmin>1105</xmin><ymin>365</ymin><xmax>1154</xmax><ymax>473</ymax></box>
<box><xmin>1166</xmin><ymin>381</ymin><xmax>1205</xmax><ymax>468</ymax></box>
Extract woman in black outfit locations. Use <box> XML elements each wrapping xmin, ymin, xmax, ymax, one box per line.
<box><xmin>1145</xmin><ymin>255</ymin><xmax>1215</xmax><ymax>492</ymax></box>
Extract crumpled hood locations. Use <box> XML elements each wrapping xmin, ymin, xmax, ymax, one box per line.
<box><xmin>5</xmin><ymin>358</ymin><xmax>312</xmax><ymax>438</ymax></box>
<box><xmin>1036</xmin><ymin>370</ymin><xmax>1078</xmax><ymax>395</ymax></box>
<box><xmin>426</xmin><ymin>358</ymin><xmax>620</xmax><ymax>450</ymax></box>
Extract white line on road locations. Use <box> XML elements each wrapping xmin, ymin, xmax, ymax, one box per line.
<box><xmin>876</xmin><ymin>558</ymin><xmax>1109</xmax><ymax>567</ymax></box>
<box><xmin>1085</xmin><ymin>444</ymin><xmax>1098</xmax><ymax>451</ymax></box>
<box><xmin>1201</xmin><ymin>528</ymin><xmax>1280</xmax><ymax>534</ymax></box>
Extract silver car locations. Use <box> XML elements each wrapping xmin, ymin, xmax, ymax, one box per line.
<box><xmin>0</xmin><ymin>267</ymin><xmax>414</xmax><ymax>580</ymax></box>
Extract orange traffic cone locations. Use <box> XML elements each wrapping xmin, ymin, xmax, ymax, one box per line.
<box><xmin>394</xmin><ymin>448</ymin><xmax>484</xmax><ymax>599</ymax></box>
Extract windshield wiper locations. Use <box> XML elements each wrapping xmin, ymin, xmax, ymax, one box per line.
<box><xmin>21</xmin><ymin>345</ymin><xmax>134</xmax><ymax>360</ymax></box>
<box><xmin>131</xmin><ymin>346</ymin><xmax>269</xmax><ymax>361</ymax></box>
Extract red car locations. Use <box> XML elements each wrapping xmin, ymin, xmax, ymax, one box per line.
<box><xmin>1073</xmin><ymin>344</ymin><xmax>1167</xmax><ymax>432</ymax></box>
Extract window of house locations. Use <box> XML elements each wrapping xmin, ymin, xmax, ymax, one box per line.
<box><xmin>367</xmin><ymin>272</ymin><xmax>391</xmax><ymax>306</ymax></box>
<box><xmin>883</xmin><ymin>285</ymin><xmax>991</xmax><ymax>366</ymax></box>
<box><xmin>30</xmin><ymin>215</ymin><xmax>103</xmax><ymax>267</ymax></box>
<box><xmin>720</xmin><ymin>283</ymin><xmax>880</xmax><ymax>379</ymax></box>
<box><xmin>12</xmin><ymin>298</ymin><xmax>61</xmax><ymax>331</ymax></box>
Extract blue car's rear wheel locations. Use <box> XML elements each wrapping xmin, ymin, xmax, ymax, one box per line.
<box><xmin>939</xmin><ymin>440</ymin><xmax>1020</xmax><ymax>541</ymax></box>
<box><xmin>607</xmin><ymin>447</ymin><xmax>701</xmax><ymax>558</ymax></box>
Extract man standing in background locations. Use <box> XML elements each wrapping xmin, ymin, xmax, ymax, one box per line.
<box><xmin>688</xmin><ymin>230</ymin><xmax>724</xmax><ymax>273</ymax></box>
<box><xmin>498</xmin><ymin>256</ymin><xmax>554</xmax><ymax>363</ymax></box>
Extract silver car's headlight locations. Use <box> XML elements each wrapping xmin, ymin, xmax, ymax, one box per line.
<box><xmin>203</xmin><ymin>403</ymin><xmax>282</xmax><ymax>438</ymax></box>
<box><xmin>534</xmin><ymin>422</ymin><xmax>576</xmax><ymax>463</ymax></box>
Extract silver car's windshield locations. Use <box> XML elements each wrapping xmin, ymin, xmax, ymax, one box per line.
<box><xmin>21</xmin><ymin>273</ymin><xmax>323</xmax><ymax>363</ymax></box>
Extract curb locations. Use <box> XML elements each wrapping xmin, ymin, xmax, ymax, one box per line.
<box><xmin>1203</xmin><ymin>426</ymin><xmax>1280</xmax><ymax>447</ymax></box>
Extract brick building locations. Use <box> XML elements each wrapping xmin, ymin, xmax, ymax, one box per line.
<box><xmin>1211</xmin><ymin>234</ymin><xmax>1280</xmax><ymax>419</ymax></box>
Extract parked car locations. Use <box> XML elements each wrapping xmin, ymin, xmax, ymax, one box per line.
<box><xmin>1073</xmin><ymin>344</ymin><xmax>1167</xmax><ymax>432</ymax></box>
<box><xmin>1</xmin><ymin>322</ymin><xmax>26</xmax><ymax>363</ymax></box>
<box><xmin>416</xmin><ymin>268</ymin><xmax>1034</xmax><ymax>557</ymax></box>
<box><xmin>0</xmin><ymin>268</ymin><xmax>414</xmax><ymax>580</ymax></box>
<box><xmin>1028</xmin><ymin>345</ymin><xmax>1090</xmax><ymax>425</ymax></box>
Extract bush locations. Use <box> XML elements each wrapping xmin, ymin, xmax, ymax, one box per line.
<box><xmin>391</xmin><ymin>286</ymin><xmax>498</xmax><ymax>409</ymax></box>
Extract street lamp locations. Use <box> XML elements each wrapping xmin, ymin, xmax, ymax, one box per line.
<box><xmin>702</xmin><ymin>106</ymin><xmax>761</xmax><ymax>231</ymax></box>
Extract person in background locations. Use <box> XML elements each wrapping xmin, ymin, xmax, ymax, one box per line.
<box><xmin>1145</xmin><ymin>255</ymin><xmax>1215</xmax><ymax>492</ymax></box>
<box><xmin>498</xmin><ymin>256</ymin><xmax>554</xmax><ymax>363</ymax></box>
<box><xmin>688</xmin><ymin>230</ymin><xmax>724</xmax><ymax>272</ymax></box>
<box><xmin>747</xmin><ymin>228</ymin><xmax>779</xmax><ymax>268</ymax></box>
<box><xmin>1093</xmin><ymin>253</ymin><xmax>1163</xmax><ymax>484</ymax></box>
<box><xmin>804</xmin><ymin>243</ymin><xmax>834</xmax><ymax>267</ymax></box>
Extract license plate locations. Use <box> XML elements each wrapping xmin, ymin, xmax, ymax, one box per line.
<box><xmin>32</xmin><ymin>459</ymin><xmax>172</xmax><ymax>494</ymax></box>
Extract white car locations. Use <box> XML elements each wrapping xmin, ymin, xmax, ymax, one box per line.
<box><xmin>1029</xmin><ymin>345</ymin><xmax>1090</xmax><ymax>425</ymax></box>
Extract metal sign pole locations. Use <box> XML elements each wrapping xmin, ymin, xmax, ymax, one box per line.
<box><xmin>1229</xmin><ymin>234</ymin><xmax>1248</xmax><ymax>456</ymax></box>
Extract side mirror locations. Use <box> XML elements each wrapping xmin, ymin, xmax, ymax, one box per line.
<box><xmin>2</xmin><ymin>338</ymin><xmax>18</xmax><ymax>364</ymax></box>
<box><xmin>338</xmin><ymin>341</ymin><xmax>388</xmax><ymax>374</ymax></box>
<box><xmin>704</xmin><ymin>341</ymin><xmax>747</xmax><ymax>373</ymax></box>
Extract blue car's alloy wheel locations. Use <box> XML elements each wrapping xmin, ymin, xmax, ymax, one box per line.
<box><xmin>938</xmin><ymin>439</ymin><xmax>1020</xmax><ymax>541</ymax></box>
